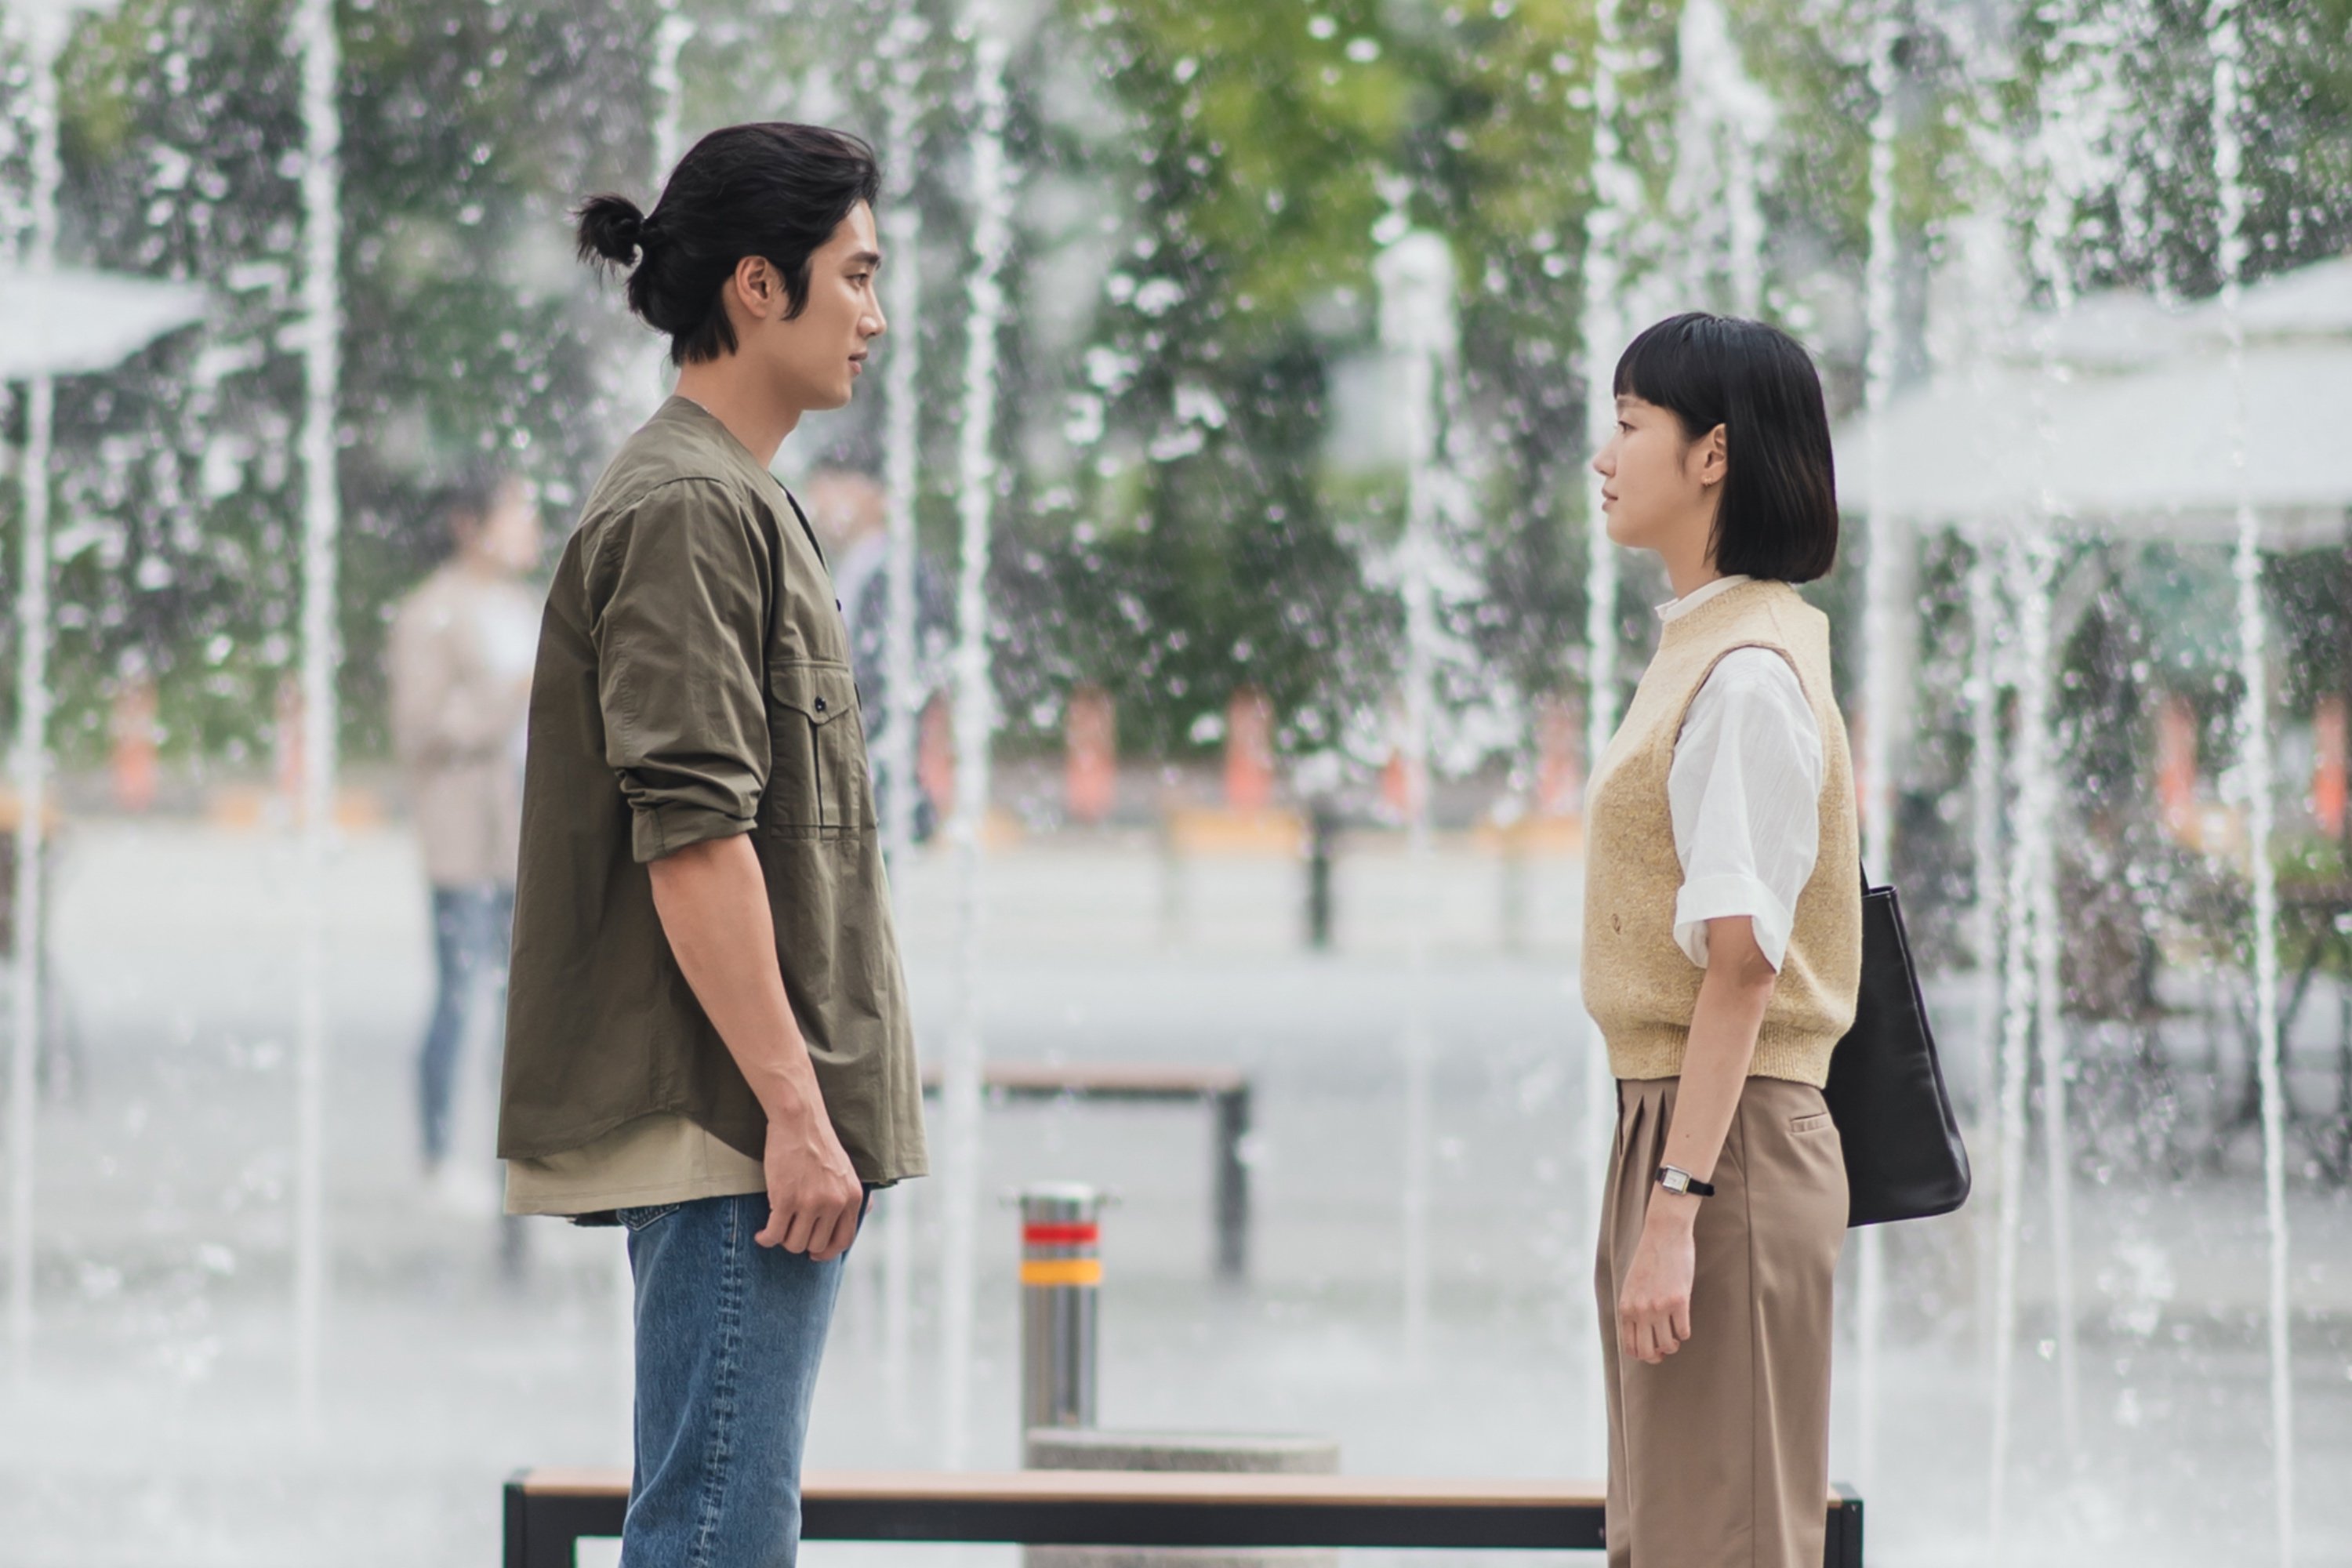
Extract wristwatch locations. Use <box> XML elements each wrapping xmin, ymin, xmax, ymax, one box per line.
<box><xmin>1655</xmin><ymin>1164</ymin><xmax>1715</xmax><ymax>1198</ymax></box>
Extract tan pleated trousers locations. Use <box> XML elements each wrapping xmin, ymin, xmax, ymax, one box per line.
<box><xmin>1594</xmin><ymin>1075</ymin><xmax>1846</xmax><ymax>1568</ymax></box>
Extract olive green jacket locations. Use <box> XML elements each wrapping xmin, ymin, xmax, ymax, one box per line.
<box><xmin>496</xmin><ymin>397</ymin><xmax>928</xmax><ymax>1185</ymax></box>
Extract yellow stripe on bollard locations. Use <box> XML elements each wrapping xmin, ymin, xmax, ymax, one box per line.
<box><xmin>1019</xmin><ymin>1258</ymin><xmax>1103</xmax><ymax>1288</ymax></box>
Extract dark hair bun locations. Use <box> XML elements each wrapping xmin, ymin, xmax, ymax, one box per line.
<box><xmin>575</xmin><ymin>194</ymin><xmax>648</xmax><ymax>268</ymax></box>
<box><xmin>575</xmin><ymin>123</ymin><xmax>883</xmax><ymax>365</ymax></box>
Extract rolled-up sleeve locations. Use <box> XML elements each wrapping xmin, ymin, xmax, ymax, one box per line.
<box><xmin>584</xmin><ymin>481</ymin><xmax>772</xmax><ymax>862</ymax></box>
<box><xmin>1667</xmin><ymin>648</ymin><xmax>1824</xmax><ymax>971</ymax></box>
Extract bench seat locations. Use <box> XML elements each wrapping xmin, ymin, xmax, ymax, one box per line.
<box><xmin>505</xmin><ymin>1467</ymin><xmax>1863</xmax><ymax>1566</ymax></box>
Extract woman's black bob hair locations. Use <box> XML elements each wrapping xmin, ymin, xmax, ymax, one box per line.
<box><xmin>575</xmin><ymin>122</ymin><xmax>881</xmax><ymax>367</ymax></box>
<box><xmin>1613</xmin><ymin>311</ymin><xmax>1840</xmax><ymax>583</ymax></box>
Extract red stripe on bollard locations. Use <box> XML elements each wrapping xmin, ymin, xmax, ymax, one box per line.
<box><xmin>1023</xmin><ymin>1222</ymin><xmax>1099</xmax><ymax>1247</ymax></box>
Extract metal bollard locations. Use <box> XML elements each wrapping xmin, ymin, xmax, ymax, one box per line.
<box><xmin>1304</xmin><ymin>798</ymin><xmax>1337</xmax><ymax>950</ymax></box>
<box><xmin>1019</xmin><ymin>1182</ymin><xmax>1103</xmax><ymax>1433</ymax></box>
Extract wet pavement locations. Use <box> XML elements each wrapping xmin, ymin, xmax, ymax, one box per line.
<box><xmin>5</xmin><ymin>819</ymin><xmax>2350</xmax><ymax>1566</ymax></box>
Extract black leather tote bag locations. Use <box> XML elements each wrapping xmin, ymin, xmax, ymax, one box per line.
<box><xmin>1822</xmin><ymin>866</ymin><xmax>1972</xmax><ymax>1227</ymax></box>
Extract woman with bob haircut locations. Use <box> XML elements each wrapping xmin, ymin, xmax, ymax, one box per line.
<box><xmin>1581</xmin><ymin>311</ymin><xmax>1860</xmax><ymax>1567</ymax></box>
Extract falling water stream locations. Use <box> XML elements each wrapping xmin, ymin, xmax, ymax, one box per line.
<box><xmin>634</xmin><ymin>0</ymin><xmax>693</xmax><ymax>423</ymax></box>
<box><xmin>938</xmin><ymin>15</ymin><xmax>1012</xmax><ymax>1469</ymax></box>
<box><xmin>1851</xmin><ymin>9</ymin><xmax>1902</xmax><ymax>1490</ymax></box>
<box><xmin>1946</xmin><ymin>0</ymin><xmax>2020</xmax><ymax>1392</ymax></box>
<box><xmin>1987</xmin><ymin>28</ymin><xmax>2130</xmax><ymax>1512</ymax></box>
<box><xmin>5</xmin><ymin>0</ymin><xmax>66</xmax><ymax>1381</ymax></box>
<box><xmin>1963</xmin><ymin>523</ymin><xmax>2006</xmax><ymax>1363</ymax></box>
<box><xmin>2027</xmin><ymin>94</ymin><xmax>2090</xmax><ymax>1483</ymax></box>
<box><xmin>647</xmin><ymin>2</ymin><xmax>691</xmax><ymax>223</ymax></box>
<box><xmin>1573</xmin><ymin>0</ymin><xmax>1634</xmax><ymax>1476</ymax></box>
<box><xmin>1374</xmin><ymin>223</ymin><xmax>1455</xmax><ymax>1363</ymax></box>
<box><xmin>2209</xmin><ymin>4</ymin><xmax>2296</xmax><ymax>1557</ymax></box>
<box><xmin>606</xmin><ymin>3</ymin><xmax>697</xmax><ymax>1461</ymax></box>
<box><xmin>1987</xmin><ymin>522</ymin><xmax>2053</xmax><ymax>1539</ymax></box>
<box><xmin>1987</xmin><ymin>307</ymin><xmax>2068</xmax><ymax>1545</ymax></box>
<box><xmin>290</xmin><ymin>0</ymin><xmax>343</xmax><ymax>1421</ymax></box>
<box><xmin>1668</xmin><ymin>0</ymin><xmax>1772</xmax><ymax>318</ymax></box>
<box><xmin>876</xmin><ymin>5</ymin><xmax>927</xmax><ymax>1427</ymax></box>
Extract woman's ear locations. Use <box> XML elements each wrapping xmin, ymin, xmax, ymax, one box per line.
<box><xmin>1697</xmin><ymin>423</ymin><xmax>1730</xmax><ymax>488</ymax></box>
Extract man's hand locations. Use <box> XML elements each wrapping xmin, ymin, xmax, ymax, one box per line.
<box><xmin>1618</xmin><ymin>1192</ymin><xmax>1698</xmax><ymax>1364</ymax></box>
<box><xmin>647</xmin><ymin>833</ymin><xmax>865</xmax><ymax>1262</ymax></box>
<box><xmin>758</xmin><ymin>1109</ymin><xmax>863</xmax><ymax>1261</ymax></box>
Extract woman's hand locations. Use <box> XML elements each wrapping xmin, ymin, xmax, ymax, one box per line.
<box><xmin>1613</xmin><ymin>913</ymin><xmax>1773</xmax><ymax>1367</ymax></box>
<box><xmin>1617</xmin><ymin>1191</ymin><xmax>1700</xmax><ymax>1363</ymax></box>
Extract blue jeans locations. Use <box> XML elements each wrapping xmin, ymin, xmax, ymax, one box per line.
<box><xmin>416</xmin><ymin>884</ymin><xmax>513</xmax><ymax>1166</ymax></box>
<box><xmin>618</xmin><ymin>1193</ymin><xmax>851</xmax><ymax>1568</ymax></box>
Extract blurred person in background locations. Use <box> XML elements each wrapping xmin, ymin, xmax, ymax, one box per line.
<box><xmin>804</xmin><ymin>463</ymin><xmax>948</xmax><ymax>843</ymax></box>
<box><xmin>388</xmin><ymin>464</ymin><xmax>543</xmax><ymax>1212</ymax></box>
<box><xmin>1582</xmin><ymin>313</ymin><xmax>1860</xmax><ymax>1568</ymax></box>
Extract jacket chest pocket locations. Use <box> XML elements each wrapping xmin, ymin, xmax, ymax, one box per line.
<box><xmin>764</xmin><ymin>660</ymin><xmax>873</xmax><ymax>837</ymax></box>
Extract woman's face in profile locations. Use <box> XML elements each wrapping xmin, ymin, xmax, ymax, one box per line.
<box><xmin>1592</xmin><ymin>394</ymin><xmax>1724</xmax><ymax>556</ymax></box>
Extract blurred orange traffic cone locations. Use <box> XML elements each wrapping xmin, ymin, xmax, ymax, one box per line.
<box><xmin>2157</xmin><ymin>694</ymin><xmax>2197</xmax><ymax>841</ymax></box>
<box><xmin>111</xmin><ymin>673</ymin><xmax>159</xmax><ymax>813</ymax></box>
<box><xmin>1224</xmin><ymin>686</ymin><xmax>1273</xmax><ymax>814</ymax></box>
<box><xmin>1534</xmin><ymin>692</ymin><xmax>1581</xmax><ymax>817</ymax></box>
<box><xmin>2314</xmin><ymin>695</ymin><xmax>2346</xmax><ymax>837</ymax></box>
<box><xmin>274</xmin><ymin>674</ymin><xmax>305</xmax><ymax>822</ymax></box>
<box><xmin>1066</xmin><ymin>684</ymin><xmax>1116</xmax><ymax>824</ymax></box>
<box><xmin>918</xmin><ymin>692</ymin><xmax>955</xmax><ymax>824</ymax></box>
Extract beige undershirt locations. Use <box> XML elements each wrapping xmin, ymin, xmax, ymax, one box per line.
<box><xmin>505</xmin><ymin>1112</ymin><xmax>764</xmax><ymax>1216</ymax></box>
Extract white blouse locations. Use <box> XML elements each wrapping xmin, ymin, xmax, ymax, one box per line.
<box><xmin>1657</xmin><ymin>575</ymin><xmax>1824</xmax><ymax>973</ymax></box>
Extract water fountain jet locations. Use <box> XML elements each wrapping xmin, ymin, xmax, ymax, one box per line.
<box><xmin>937</xmin><ymin>13</ymin><xmax>1013</xmax><ymax>1469</ymax></box>
<box><xmin>2208</xmin><ymin>5</ymin><xmax>2295</xmax><ymax>1557</ymax></box>
<box><xmin>1573</xmin><ymin>0</ymin><xmax>1636</xmax><ymax>1476</ymax></box>
<box><xmin>2</xmin><ymin>0</ymin><xmax>200</xmax><ymax>1383</ymax></box>
<box><xmin>876</xmin><ymin>4</ymin><xmax>929</xmax><ymax>1427</ymax></box>
<box><xmin>1668</xmin><ymin>0</ymin><xmax>1773</xmax><ymax>318</ymax></box>
<box><xmin>1851</xmin><ymin>10</ymin><xmax>1903</xmax><ymax>1490</ymax></box>
<box><xmin>289</xmin><ymin>0</ymin><xmax>344</xmax><ymax>1422</ymax></box>
<box><xmin>1987</xmin><ymin>523</ymin><xmax>2053</xmax><ymax>1541</ymax></box>
<box><xmin>1373</xmin><ymin>220</ymin><xmax>1457</xmax><ymax>1363</ymax></box>
<box><xmin>3</xmin><ymin>0</ymin><xmax>68</xmax><ymax>1382</ymax></box>
<box><xmin>604</xmin><ymin>5</ymin><xmax>699</xmax><ymax>1462</ymax></box>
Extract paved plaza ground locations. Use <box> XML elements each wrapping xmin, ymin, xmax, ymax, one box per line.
<box><xmin>3</xmin><ymin>817</ymin><xmax>2350</xmax><ymax>1566</ymax></box>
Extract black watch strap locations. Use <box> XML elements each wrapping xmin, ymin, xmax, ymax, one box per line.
<box><xmin>1655</xmin><ymin>1164</ymin><xmax>1715</xmax><ymax>1198</ymax></box>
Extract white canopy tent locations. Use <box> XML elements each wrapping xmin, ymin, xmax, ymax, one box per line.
<box><xmin>0</xmin><ymin>266</ymin><xmax>209</xmax><ymax>381</ymax></box>
<box><xmin>1837</xmin><ymin>252</ymin><xmax>2352</xmax><ymax>550</ymax></box>
<box><xmin>2</xmin><ymin>261</ymin><xmax>208</xmax><ymax>1371</ymax></box>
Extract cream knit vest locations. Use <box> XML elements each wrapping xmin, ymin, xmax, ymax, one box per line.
<box><xmin>1581</xmin><ymin>578</ymin><xmax>1861</xmax><ymax>1086</ymax></box>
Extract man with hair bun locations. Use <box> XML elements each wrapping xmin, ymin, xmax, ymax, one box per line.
<box><xmin>499</xmin><ymin>122</ymin><xmax>926</xmax><ymax>1568</ymax></box>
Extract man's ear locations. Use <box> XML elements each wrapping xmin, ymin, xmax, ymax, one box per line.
<box><xmin>731</xmin><ymin>255</ymin><xmax>780</xmax><ymax>321</ymax></box>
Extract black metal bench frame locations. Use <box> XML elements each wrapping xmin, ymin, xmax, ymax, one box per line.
<box><xmin>503</xmin><ymin>1469</ymin><xmax>1863</xmax><ymax>1567</ymax></box>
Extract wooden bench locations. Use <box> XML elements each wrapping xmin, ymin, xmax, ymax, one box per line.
<box><xmin>922</xmin><ymin>1062</ymin><xmax>1252</xmax><ymax>1278</ymax></box>
<box><xmin>504</xmin><ymin>1468</ymin><xmax>1864</xmax><ymax>1566</ymax></box>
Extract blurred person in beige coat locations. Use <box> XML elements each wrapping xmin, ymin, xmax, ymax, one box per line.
<box><xmin>389</xmin><ymin>466</ymin><xmax>543</xmax><ymax>1203</ymax></box>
